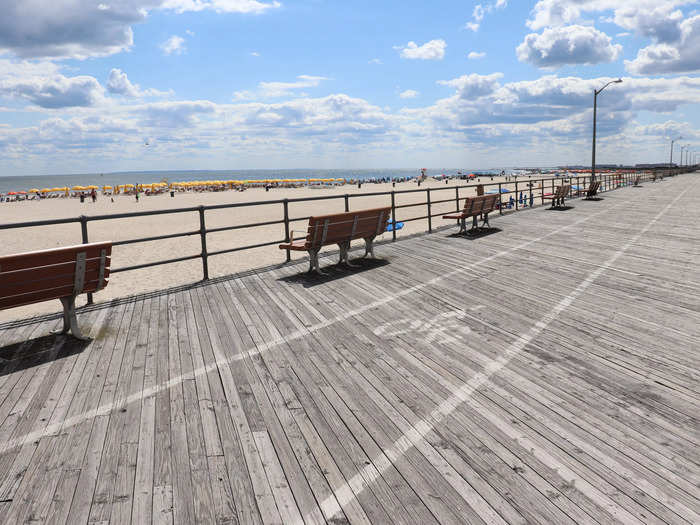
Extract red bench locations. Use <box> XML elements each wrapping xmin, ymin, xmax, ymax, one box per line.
<box><xmin>279</xmin><ymin>208</ymin><xmax>390</xmax><ymax>273</ymax></box>
<box><xmin>443</xmin><ymin>194</ymin><xmax>499</xmax><ymax>234</ymax></box>
<box><xmin>0</xmin><ymin>242</ymin><xmax>112</xmax><ymax>339</ymax></box>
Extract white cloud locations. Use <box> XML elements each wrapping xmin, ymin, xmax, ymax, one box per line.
<box><xmin>396</xmin><ymin>39</ymin><xmax>446</xmax><ymax>60</ymax></box>
<box><xmin>250</xmin><ymin>51</ymin><xmax>260</xmax><ymax>56</ymax></box>
<box><xmin>0</xmin><ymin>59</ymin><xmax>104</xmax><ymax>108</ymax></box>
<box><xmin>464</xmin><ymin>1</ymin><xmax>508</xmax><ymax>33</ymax></box>
<box><xmin>106</xmin><ymin>68</ymin><xmax>172</xmax><ymax>98</ymax></box>
<box><xmin>185</xmin><ymin>29</ymin><xmax>195</xmax><ymax>36</ymax></box>
<box><xmin>369</xmin><ymin>58</ymin><xmax>383</xmax><ymax>64</ymax></box>
<box><xmin>626</xmin><ymin>15</ymin><xmax>700</xmax><ymax>74</ymax></box>
<box><xmin>399</xmin><ymin>90</ymin><xmax>419</xmax><ymax>99</ymax></box>
<box><xmin>0</xmin><ymin>0</ymin><xmax>280</xmax><ymax>61</ymax></box>
<box><xmin>437</xmin><ymin>73</ymin><xmax>503</xmax><ymax>99</ymax></box>
<box><xmin>517</xmin><ymin>25</ymin><xmax>622</xmax><ymax>68</ymax></box>
<box><xmin>234</xmin><ymin>75</ymin><xmax>328</xmax><ymax>100</ymax></box>
<box><xmin>0</xmin><ymin>1</ymin><xmax>144</xmax><ymax>59</ymax></box>
<box><xmin>161</xmin><ymin>0</ymin><xmax>281</xmax><ymax>14</ymax></box>
<box><xmin>106</xmin><ymin>68</ymin><xmax>140</xmax><ymax>97</ymax></box>
<box><xmin>161</xmin><ymin>35</ymin><xmax>186</xmax><ymax>55</ymax></box>
<box><xmin>468</xmin><ymin>51</ymin><xmax>486</xmax><ymax>59</ymax></box>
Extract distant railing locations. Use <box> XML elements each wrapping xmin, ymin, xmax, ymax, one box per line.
<box><xmin>0</xmin><ymin>171</ymin><xmax>656</xmax><ymax>303</ymax></box>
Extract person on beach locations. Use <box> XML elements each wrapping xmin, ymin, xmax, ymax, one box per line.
<box><xmin>91</xmin><ymin>189</ymin><xmax>97</xmax><ymax>203</ymax></box>
<box><xmin>135</xmin><ymin>189</ymin><xmax>139</xmax><ymax>202</ymax></box>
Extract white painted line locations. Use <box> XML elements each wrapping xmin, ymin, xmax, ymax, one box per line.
<box><xmin>302</xmin><ymin>189</ymin><xmax>687</xmax><ymax>525</ymax></box>
<box><xmin>0</xmin><ymin>198</ymin><xmax>629</xmax><ymax>457</ymax></box>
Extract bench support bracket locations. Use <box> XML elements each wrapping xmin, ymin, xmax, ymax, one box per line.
<box><xmin>363</xmin><ymin>237</ymin><xmax>376</xmax><ymax>258</ymax></box>
<box><xmin>54</xmin><ymin>296</ymin><xmax>89</xmax><ymax>341</ymax></box>
<box><xmin>338</xmin><ymin>242</ymin><xmax>359</xmax><ymax>268</ymax></box>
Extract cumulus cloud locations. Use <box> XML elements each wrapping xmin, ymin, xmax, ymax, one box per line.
<box><xmin>517</xmin><ymin>25</ymin><xmax>622</xmax><ymax>68</ymax></box>
<box><xmin>0</xmin><ymin>0</ymin><xmax>280</xmax><ymax>60</ymax></box>
<box><xmin>399</xmin><ymin>90</ymin><xmax>419</xmax><ymax>99</ymax></box>
<box><xmin>626</xmin><ymin>15</ymin><xmax>700</xmax><ymax>74</ymax></box>
<box><xmin>368</xmin><ymin>58</ymin><xmax>383</xmax><ymax>64</ymax></box>
<box><xmin>0</xmin><ymin>0</ymin><xmax>145</xmax><ymax>59</ymax></box>
<box><xmin>0</xmin><ymin>60</ymin><xmax>104</xmax><ymax>108</ymax></box>
<box><xmin>395</xmin><ymin>39</ymin><xmax>447</xmax><ymax>60</ymax></box>
<box><xmin>467</xmin><ymin>51</ymin><xmax>486</xmax><ymax>59</ymax></box>
<box><xmin>106</xmin><ymin>69</ymin><xmax>140</xmax><ymax>97</ymax></box>
<box><xmin>234</xmin><ymin>75</ymin><xmax>329</xmax><ymax>100</ymax></box>
<box><xmin>161</xmin><ymin>35</ymin><xmax>186</xmax><ymax>55</ymax></box>
<box><xmin>106</xmin><ymin>68</ymin><xmax>171</xmax><ymax>98</ymax></box>
<box><xmin>437</xmin><ymin>73</ymin><xmax>503</xmax><ymax>100</ymax></box>
<box><xmin>413</xmin><ymin>74</ymin><xmax>700</xmax><ymax>145</ymax></box>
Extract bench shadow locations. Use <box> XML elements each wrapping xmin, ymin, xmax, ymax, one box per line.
<box><xmin>546</xmin><ymin>205</ymin><xmax>575</xmax><ymax>211</ymax></box>
<box><xmin>278</xmin><ymin>257</ymin><xmax>391</xmax><ymax>288</ymax></box>
<box><xmin>583</xmin><ymin>197</ymin><xmax>604</xmax><ymax>201</ymax></box>
<box><xmin>447</xmin><ymin>227</ymin><xmax>502</xmax><ymax>240</ymax></box>
<box><xmin>0</xmin><ymin>334</ymin><xmax>91</xmax><ymax>377</ymax></box>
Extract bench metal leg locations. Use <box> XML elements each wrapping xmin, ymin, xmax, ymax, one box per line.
<box><xmin>363</xmin><ymin>237</ymin><xmax>375</xmax><ymax>258</ymax></box>
<box><xmin>307</xmin><ymin>249</ymin><xmax>326</xmax><ymax>275</ymax></box>
<box><xmin>481</xmin><ymin>212</ymin><xmax>490</xmax><ymax>229</ymax></box>
<box><xmin>54</xmin><ymin>296</ymin><xmax>89</xmax><ymax>340</ymax></box>
<box><xmin>338</xmin><ymin>242</ymin><xmax>359</xmax><ymax>268</ymax></box>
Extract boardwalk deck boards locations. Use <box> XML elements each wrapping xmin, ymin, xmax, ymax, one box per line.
<box><xmin>0</xmin><ymin>174</ymin><xmax>698</xmax><ymax>524</ymax></box>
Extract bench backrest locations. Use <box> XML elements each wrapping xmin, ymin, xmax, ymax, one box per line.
<box><xmin>587</xmin><ymin>181</ymin><xmax>600</xmax><ymax>194</ymax></box>
<box><xmin>462</xmin><ymin>194</ymin><xmax>499</xmax><ymax>216</ymax></box>
<box><xmin>304</xmin><ymin>208</ymin><xmax>391</xmax><ymax>249</ymax></box>
<box><xmin>0</xmin><ymin>241</ymin><xmax>112</xmax><ymax>310</ymax></box>
<box><xmin>556</xmin><ymin>184</ymin><xmax>571</xmax><ymax>197</ymax></box>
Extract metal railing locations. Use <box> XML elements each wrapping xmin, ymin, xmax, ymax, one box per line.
<box><xmin>0</xmin><ymin>171</ymin><xmax>653</xmax><ymax>303</ymax></box>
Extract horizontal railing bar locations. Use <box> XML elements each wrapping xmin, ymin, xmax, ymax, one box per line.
<box><xmin>111</xmin><ymin>253</ymin><xmax>202</xmax><ymax>273</ymax></box>
<box><xmin>205</xmin><ymin>219</ymin><xmax>285</xmax><ymax>234</ymax></box>
<box><xmin>112</xmin><ymin>230</ymin><xmax>200</xmax><ymax>246</ymax></box>
<box><xmin>393</xmin><ymin>202</ymin><xmax>425</xmax><ymax>210</ymax></box>
<box><xmin>207</xmin><ymin>239</ymin><xmax>285</xmax><ymax>257</ymax></box>
<box><xmin>0</xmin><ymin>216</ymin><xmax>82</xmax><ymax>230</ymax></box>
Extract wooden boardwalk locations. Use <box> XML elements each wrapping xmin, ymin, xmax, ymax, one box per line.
<box><xmin>1</xmin><ymin>175</ymin><xmax>698</xmax><ymax>524</ymax></box>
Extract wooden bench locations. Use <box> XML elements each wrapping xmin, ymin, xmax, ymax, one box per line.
<box><xmin>580</xmin><ymin>180</ymin><xmax>601</xmax><ymax>200</ymax></box>
<box><xmin>0</xmin><ymin>242</ymin><xmax>112</xmax><ymax>340</ymax></box>
<box><xmin>279</xmin><ymin>208</ymin><xmax>390</xmax><ymax>273</ymax></box>
<box><xmin>543</xmin><ymin>184</ymin><xmax>571</xmax><ymax>208</ymax></box>
<box><xmin>442</xmin><ymin>194</ymin><xmax>499</xmax><ymax>234</ymax></box>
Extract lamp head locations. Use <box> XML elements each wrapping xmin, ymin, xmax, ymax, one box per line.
<box><xmin>614</xmin><ymin>78</ymin><xmax>623</xmax><ymax>83</ymax></box>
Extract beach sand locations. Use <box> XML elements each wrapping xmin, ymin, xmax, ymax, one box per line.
<box><xmin>1</xmin><ymin>175</ymin><xmax>555</xmax><ymax>322</ymax></box>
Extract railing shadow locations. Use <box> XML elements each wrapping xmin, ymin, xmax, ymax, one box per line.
<box><xmin>0</xmin><ymin>334</ymin><xmax>91</xmax><ymax>377</ymax></box>
<box><xmin>277</xmin><ymin>257</ymin><xmax>390</xmax><ymax>287</ymax></box>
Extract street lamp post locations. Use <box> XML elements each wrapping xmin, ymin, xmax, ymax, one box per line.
<box><xmin>669</xmin><ymin>137</ymin><xmax>681</xmax><ymax>175</ymax></box>
<box><xmin>680</xmin><ymin>145</ymin><xmax>685</xmax><ymax>168</ymax></box>
<box><xmin>686</xmin><ymin>145</ymin><xmax>691</xmax><ymax>168</ymax></box>
<box><xmin>591</xmin><ymin>78</ymin><xmax>623</xmax><ymax>182</ymax></box>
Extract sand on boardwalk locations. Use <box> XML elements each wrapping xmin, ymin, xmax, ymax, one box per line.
<box><xmin>1</xmin><ymin>175</ymin><xmax>557</xmax><ymax>323</ymax></box>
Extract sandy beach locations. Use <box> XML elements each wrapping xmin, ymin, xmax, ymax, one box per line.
<box><xmin>1</xmin><ymin>174</ymin><xmax>572</xmax><ymax>322</ymax></box>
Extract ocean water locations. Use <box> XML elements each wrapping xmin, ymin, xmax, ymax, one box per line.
<box><xmin>0</xmin><ymin>168</ymin><xmax>506</xmax><ymax>194</ymax></box>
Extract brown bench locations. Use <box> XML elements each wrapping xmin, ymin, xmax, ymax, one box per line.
<box><xmin>0</xmin><ymin>242</ymin><xmax>112</xmax><ymax>339</ymax></box>
<box><xmin>543</xmin><ymin>184</ymin><xmax>571</xmax><ymax>208</ymax></box>
<box><xmin>580</xmin><ymin>180</ymin><xmax>601</xmax><ymax>200</ymax></box>
<box><xmin>442</xmin><ymin>194</ymin><xmax>499</xmax><ymax>234</ymax></box>
<box><xmin>279</xmin><ymin>208</ymin><xmax>390</xmax><ymax>273</ymax></box>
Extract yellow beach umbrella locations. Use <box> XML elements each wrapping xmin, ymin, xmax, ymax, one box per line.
<box><xmin>86</xmin><ymin>185</ymin><xmax>99</xmax><ymax>190</ymax></box>
<box><xmin>103</xmin><ymin>185</ymin><xmax>113</xmax><ymax>190</ymax></box>
<box><xmin>29</xmin><ymin>188</ymin><xmax>40</xmax><ymax>193</ymax></box>
<box><xmin>72</xmin><ymin>185</ymin><xmax>85</xmax><ymax>191</ymax></box>
<box><xmin>41</xmin><ymin>188</ymin><xmax>52</xmax><ymax>193</ymax></box>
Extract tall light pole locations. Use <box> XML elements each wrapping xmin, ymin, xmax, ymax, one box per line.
<box><xmin>670</xmin><ymin>136</ymin><xmax>681</xmax><ymax>175</ymax></box>
<box><xmin>591</xmin><ymin>78</ymin><xmax>623</xmax><ymax>181</ymax></box>
<box><xmin>680</xmin><ymin>145</ymin><xmax>685</xmax><ymax>168</ymax></box>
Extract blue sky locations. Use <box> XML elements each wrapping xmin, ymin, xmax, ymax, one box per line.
<box><xmin>0</xmin><ymin>0</ymin><xmax>699</xmax><ymax>175</ymax></box>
